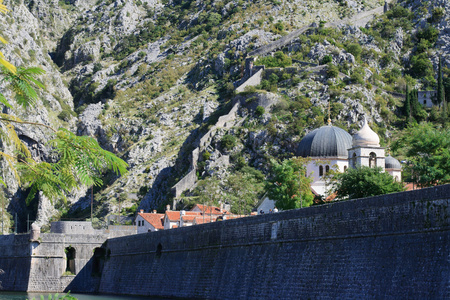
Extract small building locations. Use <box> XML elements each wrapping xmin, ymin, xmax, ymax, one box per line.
<box><xmin>418</xmin><ymin>91</ymin><xmax>437</xmax><ymax>108</ymax></box>
<box><xmin>135</xmin><ymin>210</ymin><xmax>164</xmax><ymax>233</ymax></box>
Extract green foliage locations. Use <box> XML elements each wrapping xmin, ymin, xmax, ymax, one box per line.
<box><xmin>27</xmin><ymin>291</ymin><xmax>77</xmax><ymax>300</ymax></box>
<box><xmin>255</xmin><ymin>51</ymin><xmax>292</xmax><ymax>68</ymax></box>
<box><xmin>266</xmin><ymin>157</ymin><xmax>314</xmax><ymax>210</ymax></box>
<box><xmin>392</xmin><ymin>123</ymin><xmax>450</xmax><ymax>187</ymax></box>
<box><xmin>224</xmin><ymin>170</ymin><xmax>264</xmax><ymax>215</ymax></box>
<box><xmin>437</xmin><ymin>56</ymin><xmax>445</xmax><ymax>106</ymax></box>
<box><xmin>202</xmin><ymin>150</ymin><xmax>211</xmax><ymax>161</ymax></box>
<box><xmin>19</xmin><ymin>128</ymin><xmax>128</xmax><ymax>204</ymax></box>
<box><xmin>346</xmin><ymin>43</ymin><xmax>362</xmax><ymax>60</ymax></box>
<box><xmin>416</xmin><ymin>25</ymin><xmax>440</xmax><ymax>45</ymax></box>
<box><xmin>431</xmin><ymin>7</ymin><xmax>445</xmax><ymax>23</ymax></box>
<box><xmin>221</xmin><ymin>134</ymin><xmax>237</xmax><ymax>150</ymax></box>
<box><xmin>332</xmin><ymin>167</ymin><xmax>404</xmax><ymax>200</ymax></box>
<box><xmin>320</xmin><ymin>55</ymin><xmax>332</xmax><ymax>65</ymax></box>
<box><xmin>326</xmin><ymin>63</ymin><xmax>339</xmax><ymax>78</ymax></box>
<box><xmin>255</xmin><ymin>105</ymin><xmax>265</xmax><ymax>117</ymax></box>
<box><xmin>410</xmin><ymin>53</ymin><xmax>433</xmax><ymax>78</ymax></box>
<box><xmin>0</xmin><ymin>66</ymin><xmax>45</xmax><ymax>108</ymax></box>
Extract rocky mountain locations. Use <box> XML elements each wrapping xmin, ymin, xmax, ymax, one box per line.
<box><xmin>0</xmin><ymin>0</ymin><xmax>449</xmax><ymax>231</ymax></box>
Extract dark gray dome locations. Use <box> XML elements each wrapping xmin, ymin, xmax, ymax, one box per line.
<box><xmin>297</xmin><ymin>125</ymin><xmax>352</xmax><ymax>158</ymax></box>
<box><xmin>385</xmin><ymin>155</ymin><xmax>401</xmax><ymax>169</ymax></box>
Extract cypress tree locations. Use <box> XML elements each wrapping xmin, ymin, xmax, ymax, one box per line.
<box><xmin>405</xmin><ymin>84</ymin><xmax>411</xmax><ymax>121</ymax></box>
<box><xmin>437</xmin><ymin>56</ymin><xmax>445</xmax><ymax>106</ymax></box>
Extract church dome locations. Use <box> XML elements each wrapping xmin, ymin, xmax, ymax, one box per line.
<box><xmin>385</xmin><ymin>155</ymin><xmax>401</xmax><ymax>169</ymax></box>
<box><xmin>297</xmin><ymin>125</ymin><xmax>352</xmax><ymax>158</ymax></box>
<box><xmin>352</xmin><ymin>118</ymin><xmax>380</xmax><ymax>147</ymax></box>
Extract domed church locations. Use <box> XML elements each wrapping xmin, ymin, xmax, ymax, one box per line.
<box><xmin>297</xmin><ymin>117</ymin><xmax>401</xmax><ymax>197</ymax></box>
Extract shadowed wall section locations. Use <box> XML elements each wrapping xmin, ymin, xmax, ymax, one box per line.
<box><xmin>99</xmin><ymin>185</ymin><xmax>450</xmax><ymax>299</ymax></box>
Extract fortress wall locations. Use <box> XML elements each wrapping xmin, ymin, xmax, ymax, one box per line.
<box><xmin>99</xmin><ymin>185</ymin><xmax>450</xmax><ymax>299</ymax></box>
<box><xmin>27</xmin><ymin>233</ymin><xmax>106</xmax><ymax>293</ymax></box>
<box><xmin>0</xmin><ymin>234</ymin><xmax>31</xmax><ymax>291</ymax></box>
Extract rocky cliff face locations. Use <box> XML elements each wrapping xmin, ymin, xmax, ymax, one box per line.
<box><xmin>0</xmin><ymin>0</ymin><xmax>448</xmax><ymax>230</ymax></box>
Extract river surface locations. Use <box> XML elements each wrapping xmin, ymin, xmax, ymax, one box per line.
<box><xmin>0</xmin><ymin>292</ymin><xmax>169</xmax><ymax>300</ymax></box>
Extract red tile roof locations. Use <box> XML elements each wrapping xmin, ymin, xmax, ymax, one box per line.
<box><xmin>191</xmin><ymin>204</ymin><xmax>229</xmax><ymax>215</ymax></box>
<box><xmin>138</xmin><ymin>213</ymin><xmax>164</xmax><ymax>230</ymax></box>
<box><xmin>165</xmin><ymin>211</ymin><xmax>202</xmax><ymax>221</ymax></box>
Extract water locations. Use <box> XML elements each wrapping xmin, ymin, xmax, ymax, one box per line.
<box><xmin>0</xmin><ymin>292</ymin><xmax>166</xmax><ymax>300</ymax></box>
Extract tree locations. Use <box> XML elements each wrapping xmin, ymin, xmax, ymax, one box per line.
<box><xmin>266</xmin><ymin>157</ymin><xmax>314</xmax><ymax>210</ymax></box>
<box><xmin>224</xmin><ymin>170</ymin><xmax>264</xmax><ymax>215</ymax></box>
<box><xmin>392</xmin><ymin>123</ymin><xmax>450</xmax><ymax>187</ymax></box>
<box><xmin>193</xmin><ymin>177</ymin><xmax>221</xmax><ymax>222</ymax></box>
<box><xmin>404</xmin><ymin>84</ymin><xmax>411</xmax><ymax>122</ymax></box>
<box><xmin>0</xmin><ymin>1</ymin><xmax>127</xmax><ymax>203</ymax></box>
<box><xmin>332</xmin><ymin>167</ymin><xmax>404</xmax><ymax>200</ymax></box>
<box><xmin>436</xmin><ymin>56</ymin><xmax>445</xmax><ymax>106</ymax></box>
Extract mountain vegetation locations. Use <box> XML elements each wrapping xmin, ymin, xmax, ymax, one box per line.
<box><xmin>0</xmin><ymin>0</ymin><xmax>449</xmax><ymax>231</ymax></box>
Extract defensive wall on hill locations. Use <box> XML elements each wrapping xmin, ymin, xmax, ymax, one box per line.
<box><xmin>99</xmin><ymin>185</ymin><xmax>450</xmax><ymax>299</ymax></box>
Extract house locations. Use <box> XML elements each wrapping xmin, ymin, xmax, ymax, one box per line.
<box><xmin>135</xmin><ymin>210</ymin><xmax>164</xmax><ymax>233</ymax></box>
<box><xmin>418</xmin><ymin>90</ymin><xmax>436</xmax><ymax>108</ymax></box>
<box><xmin>163</xmin><ymin>210</ymin><xmax>201</xmax><ymax>229</ymax></box>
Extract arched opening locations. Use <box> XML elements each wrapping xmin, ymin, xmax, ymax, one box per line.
<box><xmin>344</xmin><ymin>166</ymin><xmax>348</xmax><ymax>172</ymax></box>
<box><xmin>325</xmin><ymin>165</ymin><xmax>330</xmax><ymax>174</ymax></box>
<box><xmin>156</xmin><ymin>243</ymin><xmax>162</xmax><ymax>258</ymax></box>
<box><xmin>319</xmin><ymin>165</ymin><xmax>323</xmax><ymax>176</ymax></box>
<box><xmin>65</xmin><ymin>247</ymin><xmax>76</xmax><ymax>275</ymax></box>
<box><xmin>352</xmin><ymin>153</ymin><xmax>357</xmax><ymax>167</ymax></box>
<box><xmin>369</xmin><ymin>152</ymin><xmax>377</xmax><ymax>168</ymax></box>
<box><xmin>92</xmin><ymin>248</ymin><xmax>106</xmax><ymax>276</ymax></box>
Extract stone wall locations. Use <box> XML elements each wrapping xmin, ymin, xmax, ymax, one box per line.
<box><xmin>171</xmin><ymin>103</ymin><xmax>240</xmax><ymax>198</ymax></box>
<box><xmin>236</xmin><ymin>69</ymin><xmax>263</xmax><ymax>93</ymax></box>
<box><xmin>0</xmin><ymin>234</ymin><xmax>31</xmax><ymax>291</ymax></box>
<box><xmin>27</xmin><ymin>233</ymin><xmax>107</xmax><ymax>293</ymax></box>
<box><xmin>98</xmin><ymin>185</ymin><xmax>450</xmax><ymax>299</ymax></box>
<box><xmin>248</xmin><ymin>25</ymin><xmax>310</xmax><ymax>57</ymax></box>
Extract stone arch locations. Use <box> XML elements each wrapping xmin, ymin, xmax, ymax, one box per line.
<box><xmin>92</xmin><ymin>247</ymin><xmax>106</xmax><ymax>276</ymax></box>
<box><xmin>65</xmin><ymin>246</ymin><xmax>76</xmax><ymax>275</ymax></box>
<box><xmin>369</xmin><ymin>152</ymin><xmax>377</xmax><ymax>168</ymax></box>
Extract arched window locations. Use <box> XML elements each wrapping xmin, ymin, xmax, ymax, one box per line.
<box><xmin>344</xmin><ymin>166</ymin><xmax>348</xmax><ymax>172</ymax></box>
<box><xmin>325</xmin><ymin>165</ymin><xmax>330</xmax><ymax>174</ymax></box>
<box><xmin>352</xmin><ymin>153</ymin><xmax>357</xmax><ymax>167</ymax></box>
<box><xmin>319</xmin><ymin>165</ymin><xmax>323</xmax><ymax>176</ymax></box>
<box><xmin>65</xmin><ymin>247</ymin><xmax>76</xmax><ymax>275</ymax></box>
<box><xmin>369</xmin><ymin>152</ymin><xmax>377</xmax><ymax>168</ymax></box>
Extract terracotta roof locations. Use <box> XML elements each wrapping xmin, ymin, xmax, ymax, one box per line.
<box><xmin>165</xmin><ymin>211</ymin><xmax>201</xmax><ymax>221</ymax></box>
<box><xmin>137</xmin><ymin>213</ymin><xmax>164</xmax><ymax>230</ymax></box>
<box><xmin>191</xmin><ymin>204</ymin><xmax>229</xmax><ymax>215</ymax></box>
<box><xmin>194</xmin><ymin>216</ymin><xmax>217</xmax><ymax>224</ymax></box>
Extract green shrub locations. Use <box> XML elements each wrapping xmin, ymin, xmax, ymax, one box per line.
<box><xmin>255</xmin><ymin>105</ymin><xmax>265</xmax><ymax>116</ymax></box>
<box><xmin>327</xmin><ymin>63</ymin><xmax>339</xmax><ymax>78</ymax></box>
<box><xmin>255</xmin><ymin>51</ymin><xmax>292</xmax><ymax>67</ymax></box>
<box><xmin>202</xmin><ymin>150</ymin><xmax>211</xmax><ymax>160</ymax></box>
<box><xmin>221</xmin><ymin>134</ymin><xmax>237</xmax><ymax>150</ymax></box>
<box><xmin>321</xmin><ymin>55</ymin><xmax>332</xmax><ymax>65</ymax></box>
